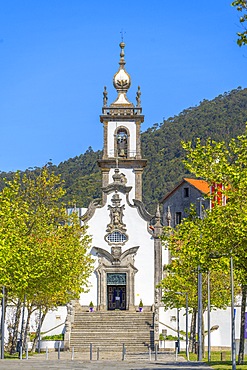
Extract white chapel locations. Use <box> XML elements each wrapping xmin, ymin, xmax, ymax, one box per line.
<box><xmin>76</xmin><ymin>42</ymin><xmax>168</xmax><ymax>313</ymax></box>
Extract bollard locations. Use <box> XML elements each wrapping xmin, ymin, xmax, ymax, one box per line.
<box><xmin>71</xmin><ymin>347</ymin><xmax>74</xmax><ymax>361</ymax></box>
<box><xmin>90</xmin><ymin>343</ymin><xmax>93</xmax><ymax>361</ymax></box>
<box><xmin>97</xmin><ymin>347</ymin><xmax>99</xmax><ymax>361</ymax></box>
<box><xmin>221</xmin><ymin>352</ymin><xmax>226</xmax><ymax>361</ymax></box>
<box><xmin>57</xmin><ymin>341</ymin><xmax>60</xmax><ymax>360</ymax></box>
<box><xmin>122</xmin><ymin>343</ymin><xmax>126</xmax><ymax>361</ymax></box>
<box><xmin>175</xmin><ymin>347</ymin><xmax>178</xmax><ymax>361</ymax></box>
<box><xmin>26</xmin><ymin>347</ymin><xmax>28</xmax><ymax>360</ymax></box>
<box><xmin>46</xmin><ymin>346</ymin><xmax>48</xmax><ymax>360</ymax></box>
<box><xmin>149</xmin><ymin>346</ymin><xmax>152</xmax><ymax>361</ymax></box>
<box><xmin>155</xmin><ymin>344</ymin><xmax>158</xmax><ymax>361</ymax></box>
<box><xmin>19</xmin><ymin>346</ymin><xmax>22</xmax><ymax>360</ymax></box>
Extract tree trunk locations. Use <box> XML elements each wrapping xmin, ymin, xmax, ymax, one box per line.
<box><xmin>238</xmin><ymin>284</ymin><xmax>247</xmax><ymax>365</ymax></box>
<box><xmin>23</xmin><ymin>304</ymin><xmax>33</xmax><ymax>350</ymax></box>
<box><xmin>31</xmin><ymin>307</ymin><xmax>48</xmax><ymax>353</ymax></box>
<box><xmin>189</xmin><ymin>308</ymin><xmax>197</xmax><ymax>353</ymax></box>
<box><xmin>9</xmin><ymin>300</ymin><xmax>22</xmax><ymax>354</ymax></box>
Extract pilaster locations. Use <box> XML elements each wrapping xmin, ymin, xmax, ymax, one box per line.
<box><xmin>101</xmin><ymin>168</ymin><xmax>110</xmax><ymax>204</ymax></box>
<box><xmin>134</xmin><ymin>168</ymin><xmax>143</xmax><ymax>201</ymax></box>
<box><xmin>102</xmin><ymin>121</ymin><xmax>108</xmax><ymax>159</ymax></box>
<box><xmin>136</xmin><ymin>121</ymin><xmax>142</xmax><ymax>159</ymax></box>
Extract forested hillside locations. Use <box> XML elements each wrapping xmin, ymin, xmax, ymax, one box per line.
<box><xmin>1</xmin><ymin>87</ymin><xmax>247</xmax><ymax>213</ymax></box>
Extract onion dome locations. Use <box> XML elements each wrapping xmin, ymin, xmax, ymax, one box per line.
<box><xmin>111</xmin><ymin>42</ymin><xmax>133</xmax><ymax>106</ymax></box>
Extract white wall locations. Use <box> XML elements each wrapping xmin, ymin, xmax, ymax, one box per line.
<box><xmin>4</xmin><ymin>305</ymin><xmax>67</xmax><ymax>343</ymax></box>
<box><xmin>159</xmin><ymin>306</ymin><xmax>241</xmax><ymax>348</ymax></box>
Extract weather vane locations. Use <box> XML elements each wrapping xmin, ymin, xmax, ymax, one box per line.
<box><xmin>120</xmin><ymin>29</ymin><xmax>126</xmax><ymax>42</ymax></box>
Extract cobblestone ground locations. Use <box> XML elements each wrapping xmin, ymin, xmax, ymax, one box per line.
<box><xmin>0</xmin><ymin>352</ymin><xmax>214</xmax><ymax>370</ymax></box>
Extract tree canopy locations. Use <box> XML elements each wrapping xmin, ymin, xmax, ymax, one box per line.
<box><xmin>232</xmin><ymin>0</ymin><xmax>247</xmax><ymax>46</ymax></box>
<box><xmin>0</xmin><ymin>167</ymin><xmax>94</xmax><ymax>353</ymax></box>
<box><xmin>160</xmin><ymin>127</ymin><xmax>247</xmax><ymax>358</ymax></box>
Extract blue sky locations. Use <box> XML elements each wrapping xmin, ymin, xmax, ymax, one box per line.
<box><xmin>0</xmin><ymin>1</ymin><xmax>246</xmax><ymax>172</ymax></box>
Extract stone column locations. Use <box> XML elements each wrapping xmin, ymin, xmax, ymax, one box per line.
<box><xmin>64</xmin><ymin>300</ymin><xmax>76</xmax><ymax>351</ymax></box>
<box><xmin>153</xmin><ymin>205</ymin><xmax>163</xmax><ymax>346</ymax></box>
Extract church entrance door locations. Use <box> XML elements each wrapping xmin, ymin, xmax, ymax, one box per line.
<box><xmin>107</xmin><ymin>285</ymin><xmax>126</xmax><ymax>310</ymax></box>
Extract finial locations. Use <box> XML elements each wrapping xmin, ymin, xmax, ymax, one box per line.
<box><xmin>153</xmin><ymin>203</ymin><xmax>162</xmax><ymax>232</ymax></box>
<box><xmin>166</xmin><ymin>206</ymin><xmax>171</xmax><ymax>227</ymax></box>
<box><xmin>111</xmin><ymin>41</ymin><xmax>132</xmax><ymax>105</ymax></box>
<box><xmin>136</xmin><ymin>86</ymin><xmax>141</xmax><ymax>107</ymax></box>
<box><xmin>112</xmin><ymin>168</ymin><xmax>121</xmax><ymax>184</ymax></box>
<box><xmin>119</xmin><ymin>41</ymin><xmax>126</xmax><ymax>68</ymax></box>
<box><xmin>103</xmin><ymin>86</ymin><xmax>108</xmax><ymax>107</ymax></box>
<box><xmin>155</xmin><ymin>204</ymin><xmax>161</xmax><ymax>219</ymax></box>
<box><xmin>120</xmin><ymin>29</ymin><xmax>126</xmax><ymax>42</ymax></box>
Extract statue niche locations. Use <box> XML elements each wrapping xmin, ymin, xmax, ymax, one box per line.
<box><xmin>106</xmin><ymin>192</ymin><xmax>126</xmax><ymax>233</ymax></box>
<box><xmin>116</xmin><ymin>128</ymin><xmax>128</xmax><ymax>158</ymax></box>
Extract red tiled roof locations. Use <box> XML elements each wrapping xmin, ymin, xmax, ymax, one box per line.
<box><xmin>160</xmin><ymin>178</ymin><xmax>210</xmax><ymax>203</ymax></box>
<box><xmin>183</xmin><ymin>178</ymin><xmax>210</xmax><ymax>194</ymax></box>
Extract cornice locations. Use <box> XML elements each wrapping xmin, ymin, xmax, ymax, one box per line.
<box><xmin>97</xmin><ymin>158</ymin><xmax>147</xmax><ymax>169</ymax></box>
<box><xmin>100</xmin><ymin>114</ymin><xmax>144</xmax><ymax>123</ymax></box>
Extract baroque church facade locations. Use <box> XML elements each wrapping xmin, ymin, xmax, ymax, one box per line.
<box><xmin>61</xmin><ymin>44</ymin><xmax>239</xmax><ymax>351</ymax></box>
<box><xmin>67</xmin><ymin>42</ymin><xmax>168</xmax><ymax>338</ymax></box>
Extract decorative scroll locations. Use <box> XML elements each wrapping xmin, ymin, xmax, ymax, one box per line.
<box><xmin>93</xmin><ymin>246</ymin><xmax>139</xmax><ymax>266</ymax></box>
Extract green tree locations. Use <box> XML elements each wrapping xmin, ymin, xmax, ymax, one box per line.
<box><xmin>232</xmin><ymin>0</ymin><xmax>247</xmax><ymax>46</ymax></box>
<box><xmin>160</xmin><ymin>208</ymin><xmax>232</xmax><ymax>354</ymax></box>
<box><xmin>0</xmin><ymin>168</ymin><xmax>93</xmax><ymax>353</ymax></box>
<box><xmin>181</xmin><ymin>128</ymin><xmax>247</xmax><ymax>363</ymax></box>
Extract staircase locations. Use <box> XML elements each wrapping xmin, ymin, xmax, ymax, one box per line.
<box><xmin>69</xmin><ymin>307</ymin><xmax>154</xmax><ymax>356</ymax></box>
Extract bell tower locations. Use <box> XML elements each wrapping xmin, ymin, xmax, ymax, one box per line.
<box><xmin>98</xmin><ymin>42</ymin><xmax>147</xmax><ymax>203</ymax></box>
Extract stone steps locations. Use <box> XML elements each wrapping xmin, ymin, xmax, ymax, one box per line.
<box><xmin>69</xmin><ymin>309</ymin><xmax>154</xmax><ymax>353</ymax></box>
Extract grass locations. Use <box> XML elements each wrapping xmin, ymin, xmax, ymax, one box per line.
<box><xmin>180</xmin><ymin>351</ymin><xmax>247</xmax><ymax>369</ymax></box>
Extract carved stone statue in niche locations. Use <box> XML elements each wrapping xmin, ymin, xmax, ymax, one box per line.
<box><xmin>117</xmin><ymin>129</ymin><xmax>128</xmax><ymax>157</ymax></box>
<box><xmin>106</xmin><ymin>192</ymin><xmax>126</xmax><ymax>233</ymax></box>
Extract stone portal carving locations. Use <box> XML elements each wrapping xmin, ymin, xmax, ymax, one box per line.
<box><xmin>93</xmin><ymin>246</ymin><xmax>139</xmax><ymax>310</ymax></box>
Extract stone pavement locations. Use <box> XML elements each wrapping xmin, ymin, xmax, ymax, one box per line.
<box><xmin>0</xmin><ymin>352</ymin><xmax>214</xmax><ymax>369</ymax></box>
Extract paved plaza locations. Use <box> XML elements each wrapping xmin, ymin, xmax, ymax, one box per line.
<box><xmin>0</xmin><ymin>352</ymin><xmax>214</xmax><ymax>370</ymax></box>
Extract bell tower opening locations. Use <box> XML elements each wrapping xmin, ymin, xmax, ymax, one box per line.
<box><xmin>116</xmin><ymin>127</ymin><xmax>128</xmax><ymax>158</ymax></box>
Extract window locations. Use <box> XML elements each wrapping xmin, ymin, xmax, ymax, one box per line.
<box><xmin>183</xmin><ymin>187</ymin><xmax>189</xmax><ymax>198</ymax></box>
<box><xmin>107</xmin><ymin>231</ymin><xmax>127</xmax><ymax>243</ymax></box>
<box><xmin>175</xmin><ymin>212</ymin><xmax>182</xmax><ymax>225</ymax></box>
